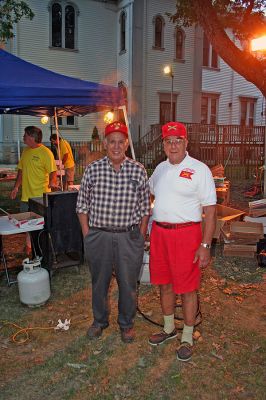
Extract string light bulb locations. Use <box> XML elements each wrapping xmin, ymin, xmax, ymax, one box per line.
<box><xmin>104</xmin><ymin>111</ymin><xmax>114</xmax><ymax>124</ymax></box>
<box><xmin>40</xmin><ymin>116</ymin><xmax>49</xmax><ymax>125</ymax></box>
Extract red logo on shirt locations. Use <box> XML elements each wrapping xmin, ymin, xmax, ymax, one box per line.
<box><xmin>179</xmin><ymin>170</ymin><xmax>194</xmax><ymax>180</ymax></box>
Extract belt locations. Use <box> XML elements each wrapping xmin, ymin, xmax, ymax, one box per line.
<box><xmin>155</xmin><ymin>221</ymin><xmax>200</xmax><ymax>229</ymax></box>
<box><xmin>90</xmin><ymin>224</ymin><xmax>139</xmax><ymax>233</ymax></box>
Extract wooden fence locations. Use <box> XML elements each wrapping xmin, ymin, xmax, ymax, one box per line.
<box><xmin>0</xmin><ymin>124</ymin><xmax>265</xmax><ymax>180</ymax></box>
<box><xmin>69</xmin><ymin>140</ymin><xmax>105</xmax><ymax>177</ymax></box>
<box><xmin>134</xmin><ymin>124</ymin><xmax>265</xmax><ymax>180</ymax></box>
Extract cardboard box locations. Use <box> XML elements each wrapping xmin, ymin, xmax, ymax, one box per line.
<box><xmin>249</xmin><ymin>199</ymin><xmax>266</xmax><ymax>209</ymax></box>
<box><xmin>230</xmin><ymin>221</ymin><xmax>264</xmax><ymax>238</ymax></box>
<box><xmin>248</xmin><ymin>199</ymin><xmax>266</xmax><ymax>217</ymax></box>
<box><xmin>211</xmin><ymin>204</ymin><xmax>246</xmax><ymax>239</ymax></box>
<box><xmin>221</xmin><ymin>221</ymin><xmax>264</xmax><ymax>244</ymax></box>
<box><xmin>244</xmin><ymin>216</ymin><xmax>266</xmax><ymax>234</ymax></box>
<box><xmin>9</xmin><ymin>212</ymin><xmax>44</xmax><ymax>229</ymax></box>
<box><xmin>223</xmin><ymin>243</ymin><xmax>257</xmax><ymax>258</ymax></box>
<box><xmin>68</xmin><ymin>185</ymin><xmax>80</xmax><ymax>191</ymax></box>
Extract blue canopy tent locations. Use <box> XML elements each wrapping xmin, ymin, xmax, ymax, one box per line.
<box><xmin>0</xmin><ymin>49</ymin><xmax>124</xmax><ymax>117</ymax></box>
<box><xmin>0</xmin><ymin>49</ymin><xmax>133</xmax><ymax>188</ymax></box>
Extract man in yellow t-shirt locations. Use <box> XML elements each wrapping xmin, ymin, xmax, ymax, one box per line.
<box><xmin>10</xmin><ymin>126</ymin><xmax>57</xmax><ymax>254</ymax></box>
<box><xmin>50</xmin><ymin>134</ymin><xmax>75</xmax><ymax>190</ymax></box>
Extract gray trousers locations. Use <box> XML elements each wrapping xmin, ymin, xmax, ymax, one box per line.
<box><xmin>84</xmin><ymin>227</ymin><xmax>144</xmax><ymax>329</ymax></box>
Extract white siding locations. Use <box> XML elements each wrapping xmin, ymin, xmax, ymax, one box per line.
<box><xmin>0</xmin><ymin>0</ymin><xmax>264</xmax><ymax>149</ymax></box>
<box><xmin>117</xmin><ymin>0</ymin><xmax>133</xmax><ymax>118</ymax></box>
<box><xmin>5</xmin><ymin>0</ymin><xmax>119</xmax><ymax>142</ymax></box>
<box><xmin>202</xmin><ymin>33</ymin><xmax>263</xmax><ymax>126</ymax></box>
<box><xmin>135</xmin><ymin>0</ymin><xmax>197</xmax><ymax>137</ymax></box>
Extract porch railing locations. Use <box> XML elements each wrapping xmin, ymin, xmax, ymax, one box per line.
<box><xmin>134</xmin><ymin>123</ymin><xmax>265</xmax><ymax>179</ymax></box>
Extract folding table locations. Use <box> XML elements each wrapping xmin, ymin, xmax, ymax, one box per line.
<box><xmin>0</xmin><ymin>216</ymin><xmax>43</xmax><ymax>286</ymax></box>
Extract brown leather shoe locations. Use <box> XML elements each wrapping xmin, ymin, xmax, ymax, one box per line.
<box><xmin>148</xmin><ymin>328</ymin><xmax>178</xmax><ymax>346</ymax></box>
<box><xmin>176</xmin><ymin>342</ymin><xmax>193</xmax><ymax>362</ymax></box>
<box><xmin>121</xmin><ymin>327</ymin><xmax>135</xmax><ymax>343</ymax></box>
<box><xmin>87</xmin><ymin>325</ymin><xmax>103</xmax><ymax>339</ymax></box>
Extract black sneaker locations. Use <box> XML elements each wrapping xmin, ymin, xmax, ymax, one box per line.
<box><xmin>148</xmin><ymin>328</ymin><xmax>178</xmax><ymax>346</ymax></box>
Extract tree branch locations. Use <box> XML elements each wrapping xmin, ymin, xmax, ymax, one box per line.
<box><xmin>192</xmin><ymin>0</ymin><xmax>266</xmax><ymax>97</ymax></box>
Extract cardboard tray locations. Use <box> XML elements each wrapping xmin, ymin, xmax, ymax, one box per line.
<box><xmin>221</xmin><ymin>221</ymin><xmax>264</xmax><ymax>244</ymax></box>
<box><xmin>244</xmin><ymin>216</ymin><xmax>266</xmax><ymax>234</ymax></box>
<box><xmin>223</xmin><ymin>243</ymin><xmax>257</xmax><ymax>258</ymax></box>
<box><xmin>210</xmin><ymin>204</ymin><xmax>246</xmax><ymax>239</ymax></box>
<box><xmin>68</xmin><ymin>185</ymin><xmax>80</xmax><ymax>191</ymax></box>
<box><xmin>230</xmin><ymin>221</ymin><xmax>264</xmax><ymax>238</ymax></box>
<box><xmin>249</xmin><ymin>208</ymin><xmax>266</xmax><ymax>217</ymax></box>
<box><xmin>249</xmin><ymin>199</ymin><xmax>266</xmax><ymax>217</ymax></box>
<box><xmin>8</xmin><ymin>212</ymin><xmax>44</xmax><ymax>229</ymax></box>
<box><xmin>248</xmin><ymin>199</ymin><xmax>266</xmax><ymax>209</ymax></box>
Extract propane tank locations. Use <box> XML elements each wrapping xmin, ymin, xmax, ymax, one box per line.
<box><xmin>139</xmin><ymin>251</ymin><xmax>150</xmax><ymax>284</ymax></box>
<box><xmin>17</xmin><ymin>257</ymin><xmax>51</xmax><ymax>307</ymax></box>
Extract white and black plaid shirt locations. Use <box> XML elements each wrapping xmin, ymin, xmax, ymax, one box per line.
<box><xmin>76</xmin><ymin>156</ymin><xmax>150</xmax><ymax>228</ymax></box>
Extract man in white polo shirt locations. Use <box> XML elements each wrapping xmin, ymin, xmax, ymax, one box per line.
<box><xmin>148</xmin><ymin>121</ymin><xmax>216</xmax><ymax>362</ymax></box>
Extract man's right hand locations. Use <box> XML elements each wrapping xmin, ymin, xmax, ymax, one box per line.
<box><xmin>10</xmin><ymin>187</ymin><xmax>18</xmax><ymax>199</ymax></box>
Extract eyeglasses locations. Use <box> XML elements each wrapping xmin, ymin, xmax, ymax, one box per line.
<box><xmin>163</xmin><ymin>138</ymin><xmax>185</xmax><ymax>145</ymax></box>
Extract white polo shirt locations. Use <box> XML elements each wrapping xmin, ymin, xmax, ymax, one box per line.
<box><xmin>149</xmin><ymin>153</ymin><xmax>216</xmax><ymax>223</ymax></box>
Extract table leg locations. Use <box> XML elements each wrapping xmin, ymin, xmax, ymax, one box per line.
<box><xmin>0</xmin><ymin>235</ymin><xmax>17</xmax><ymax>286</ymax></box>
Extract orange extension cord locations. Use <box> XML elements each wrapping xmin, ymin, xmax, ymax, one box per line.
<box><xmin>0</xmin><ymin>317</ymin><xmax>90</xmax><ymax>344</ymax></box>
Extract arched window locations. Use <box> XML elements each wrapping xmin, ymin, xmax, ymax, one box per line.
<box><xmin>175</xmin><ymin>28</ymin><xmax>185</xmax><ymax>60</ymax></box>
<box><xmin>50</xmin><ymin>1</ymin><xmax>78</xmax><ymax>50</ymax></box>
<box><xmin>120</xmin><ymin>11</ymin><xmax>126</xmax><ymax>53</ymax></box>
<box><xmin>52</xmin><ymin>3</ymin><xmax>62</xmax><ymax>47</ymax></box>
<box><xmin>65</xmin><ymin>5</ymin><xmax>75</xmax><ymax>49</ymax></box>
<box><xmin>153</xmin><ymin>15</ymin><xmax>164</xmax><ymax>49</ymax></box>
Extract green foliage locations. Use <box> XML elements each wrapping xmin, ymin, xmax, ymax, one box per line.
<box><xmin>169</xmin><ymin>0</ymin><xmax>266</xmax><ymax>41</ymax></box>
<box><xmin>0</xmin><ymin>0</ymin><xmax>34</xmax><ymax>42</ymax></box>
<box><xmin>92</xmin><ymin>126</ymin><xmax>100</xmax><ymax>140</ymax></box>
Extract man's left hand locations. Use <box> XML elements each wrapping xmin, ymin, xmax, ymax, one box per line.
<box><xmin>193</xmin><ymin>246</ymin><xmax>211</xmax><ymax>268</ymax></box>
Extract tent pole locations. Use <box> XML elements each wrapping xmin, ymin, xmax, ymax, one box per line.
<box><xmin>121</xmin><ymin>105</ymin><xmax>135</xmax><ymax>160</ymax></box>
<box><xmin>54</xmin><ymin>107</ymin><xmax>63</xmax><ymax>191</ymax></box>
<box><xmin>17</xmin><ymin>139</ymin><xmax>21</xmax><ymax>160</ymax></box>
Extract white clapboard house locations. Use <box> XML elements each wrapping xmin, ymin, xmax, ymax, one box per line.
<box><xmin>0</xmin><ymin>0</ymin><xmax>264</xmax><ymax>146</ymax></box>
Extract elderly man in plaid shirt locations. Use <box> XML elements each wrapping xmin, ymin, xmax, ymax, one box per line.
<box><xmin>76</xmin><ymin>121</ymin><xmax>150</xmax><ymax>343</ymax></box>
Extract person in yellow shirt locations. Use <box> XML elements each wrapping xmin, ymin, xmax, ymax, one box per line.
<box><xmin>10</xmin><ymin>126</ymin><xmax>57</xmax><ymax>254</ymax></box>
<box><xmin>50</xmin><ymin>134</ymin><xmax>75</xmax><ymax>190</ymax></box>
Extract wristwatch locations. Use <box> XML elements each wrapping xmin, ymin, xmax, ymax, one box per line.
<box><xmin>200</xmin><ymin>242</ymin><xmax>211</xmax><ymax>249</ymax></box>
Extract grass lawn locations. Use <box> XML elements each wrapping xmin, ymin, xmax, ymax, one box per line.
<box><xmin>0</xmin><ymin>178</ymin><xmax>265</xmax><ymax>399</ymax></box>
<box><xmin>0</xmin><ymin>253</ymin><xmax>265</xmax><ymax>400</ymax></box>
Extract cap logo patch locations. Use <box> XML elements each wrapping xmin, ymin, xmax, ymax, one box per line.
<box><xmin>105</xmin><ymin>120</ymin><xmax>128</xmax><ymax>137</ymax></box>
<box><xmin>161</xmin><ymin>121</ymin><xmax>187</xmax><ymax>139</ymax></box>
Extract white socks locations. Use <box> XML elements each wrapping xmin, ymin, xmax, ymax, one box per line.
<box><xmin>163</xmin><ymin>314</ymin><xmax>175</xmax><ymax>334</ymax></box>
<box><xmin>163</xmin><ymin>318</ymin><xmax>194</xmax><ymax>345</ymax></box>
<box><xmin>181</xmin><ymin>324</ymin><xmax>194</xmax><ymax>345</ymax></box>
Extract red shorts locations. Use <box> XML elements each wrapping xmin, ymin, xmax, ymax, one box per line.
<box><xmin>149</xmin><ymin>221</ymin><xmax>202</xmax><ymax>294</ymax></box>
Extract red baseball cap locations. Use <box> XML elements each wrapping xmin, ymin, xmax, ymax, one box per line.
<box><xmin>105</xmin><ymin>121</ymin><xmax>128</xmax><ymax>137</ymax></box>
<box><xmin>162</xmin><ymin>122</ymin><xmax>187</xmax><ymax>139</ymax></box>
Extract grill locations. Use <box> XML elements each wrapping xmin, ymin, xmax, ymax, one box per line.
<box><xmin>29</xmin><ymin>191</ymin><xmax>83</xmax><ymax>272</ymax></box>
